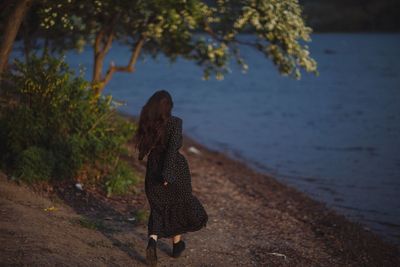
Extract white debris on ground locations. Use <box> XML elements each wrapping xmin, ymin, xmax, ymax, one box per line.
<box><xmin>267</xmin><ymin>252</ymin><xmax>288</xmax><ymax>260</ymax></box>
<box><xmin>188</xmin><ymin>146</ymin><xmax>201</xmax><ymax>155</ymax></box>
<box><xmin>75</xmin><ymin>183</ymin><xmax>83</xmax><ymax>191</ymax></box>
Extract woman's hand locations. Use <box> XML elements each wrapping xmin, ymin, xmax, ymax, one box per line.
<box><xmin>163</xmin><ymin>180</ymin><xmax>168</xmax><ymax>186</ymax></box>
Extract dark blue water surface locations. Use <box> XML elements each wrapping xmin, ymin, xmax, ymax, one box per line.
<box><xmin>65</xmin><ymin>34</ymin><xmax>400</xmax><ymax>244</ymax></box>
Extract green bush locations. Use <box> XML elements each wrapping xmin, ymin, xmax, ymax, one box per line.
<box><xmin>0</xmin><ymin>55</ymin><xmax>138</xmax><ymax>190</ymax></box>
<box><xmin>15</xmin><ymin>146</ymin><xmax>54</xmax><ymax>183</ymax></box>
<box><xmin>134</xmin><ymin>209</ymin><xmax>149</xmax><ymax>224</ymax></box>
<box><xmin>105</xmin><ymin>161</ymin><xmax>139</xmax><ymax>197</ymax></box>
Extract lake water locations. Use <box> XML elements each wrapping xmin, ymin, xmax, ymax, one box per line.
<box><xmin>65</xmin><ymin>34</ymin><xmax>400</xmax><ymax>244</ymax></box>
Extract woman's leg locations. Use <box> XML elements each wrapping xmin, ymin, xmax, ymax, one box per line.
<box><xmin>172</xmin><ymin>234</ymin><xmax>185</xmax><ymax>258</ymax></box>
<box><xmin>146</xmin><ymin>234</ymin><xmax>158</xmax><ymax>266</ymax></box>
<box><xmin>172</xmin><ymin>234</ymin><xmax>181</xmax><ymax>244</ymax></box>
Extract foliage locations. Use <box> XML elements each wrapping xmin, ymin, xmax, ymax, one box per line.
<box><xmin>217</xmin><ymin>0</ymin><xmax>318</xmax><ymax>79</ymax></box>
<box><xmin>74</xmin><ymin>217</ymin><xmax>111</xmax><ymax>231</ymax></box>
<box><xmin>18</xmin><ymin>0</ymin><xmax>317</xmax><ymax>87</ymax></box>
<box><xmin>134</xmin><ymin>209</ymin><xmax>149</xmax><ymax>224</ymax></box>
<box><xmin>15</xmin><ymin>146</ymin><xmax>55</xmax><ymax>183</ymax></box>
<box><xmin>0</xmin><ymin>55</ymin><xmax>137</xmax><ymax>188</ymax></box>
<box><xmin>105</xmin><ymin>161</ymin><xmax>139</xmax><ymax>197</ymax></box>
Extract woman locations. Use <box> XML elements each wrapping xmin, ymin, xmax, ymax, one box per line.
<box><xmin>133</xmin><ymin>90</ymin><xmax>208</xmax><ymax>266</ymax></box>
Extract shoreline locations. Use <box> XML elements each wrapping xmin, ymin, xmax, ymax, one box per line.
<box><xmin>134</xmin><ymin>113</ymin><xmax>400</xmax><ymax>263</ymax></box>
<box><xmin>185</xmin><ymin>131</ymin><xmax>399</xmax><ymax>245</ymax></box>
<box><xmin>178</xmin><ymin>129</ymin><xmax>400</xmax><ymax>265</ymax></box>
<box><xmin>127</xmin><ymin>112</ymin><xmax>399</xmax><ymax>246</ymax></box>
<box><xmin>0</xmin><ymin>114</ymin><xmax>399</xmax><ymax>266</ymax></box>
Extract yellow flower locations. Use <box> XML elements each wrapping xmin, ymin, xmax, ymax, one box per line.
<box><xmin>44</xmin><ymin>206</ymin><xmax>58</xmax><ymax>212</ymax></box>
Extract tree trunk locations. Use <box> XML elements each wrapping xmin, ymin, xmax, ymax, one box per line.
<box><xmin>0</xmin><ymin>0</ymin><xmax>32</xmax><ymax>77</ymax></box>
<box><xmin>92</xmin><ymin>50</ymin><xmax>106</xmax><ymax>93</ymax></box>
<box><xmin>91</xmin><ymin>35</ymin><xmax>144</xmax><ymax>97</ymax></box>
<box><xmin>91</xmin><ymin>29</ymin><xmax>112</xmax><ymax>96</ymax></box>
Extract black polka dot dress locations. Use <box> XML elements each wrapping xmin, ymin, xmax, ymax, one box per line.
<box><xmin>145</xmin><ymin>115</ymin><xmax>208</xmax><ymax>238</ymax></box>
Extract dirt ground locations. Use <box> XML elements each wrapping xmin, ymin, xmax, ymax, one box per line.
<box><xmin>1</xmin><ymin>130</ymin><xmax>399</xmax><ymax>266</ymax></box>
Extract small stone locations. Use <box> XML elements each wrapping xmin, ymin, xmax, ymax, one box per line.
<box><xmin>75</xmin><ymin>183</ymin><xmax>83</xmax><ymax>191</ymax></box>
<box><xmin>188</xmin><ymin>146</ymin><xmax>201</xmax><ymax>155</ymax></box>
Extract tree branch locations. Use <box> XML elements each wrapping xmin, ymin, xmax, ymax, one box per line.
<box><xmin>101</xmin><ymin>37</ymin><xmax>145</xmax><ymax>86</ymax></box>
<box><xmin>92</xmin><ymin>18</ymin><xmax>117</xmax><ymax>88</ymax></box>
<box><xmin>94</xmin><ymin>29</ymin><xmax>104</xmax><ymax>55</ymax></box>
<box><xmin>94</xmin><ymin>21</ymin><xmax>115</xmax><ymax>56</ymax></box>
<box><xmin>0</xmin><ymin>0</ymin><xmax>32</xmax><ymax>76</ymax></box>
<box><xmin>103</xmin><ymin>29</ymin><xmax>114</xmax><ymax>53</ymax></box>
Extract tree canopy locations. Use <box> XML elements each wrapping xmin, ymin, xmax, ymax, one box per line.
<box><xmin>1</xmin><ymin>0</ymin><xmax>318</xmax><ymax>94</ymax></box>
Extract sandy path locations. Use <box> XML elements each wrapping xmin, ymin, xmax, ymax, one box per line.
<box><xmin>0</xmin><ymin>133</ymin><xmax>399</xmax><ymax>266</ymax></box>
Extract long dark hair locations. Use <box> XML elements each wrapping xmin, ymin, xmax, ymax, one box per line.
<box><xmin>134</xmin><ymin>90</ymin><xmax>174</xmax><ymax>161</ymax></box>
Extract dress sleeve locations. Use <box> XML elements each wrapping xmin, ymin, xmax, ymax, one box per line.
<box><xmin>162</xmin><ymin>117</ymin><xmax>183</xmax><ymax>183</ymax></box>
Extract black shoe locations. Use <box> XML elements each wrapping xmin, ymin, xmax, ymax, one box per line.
<box><xmin>172</xmin><ymin>240</ymin><xmax>186</xmax><ymax>258</ymax></box>
<box><xmin>146</xmin><ymin>238</ymin><xmax>157</xmax><ymax>266</ymax></box>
